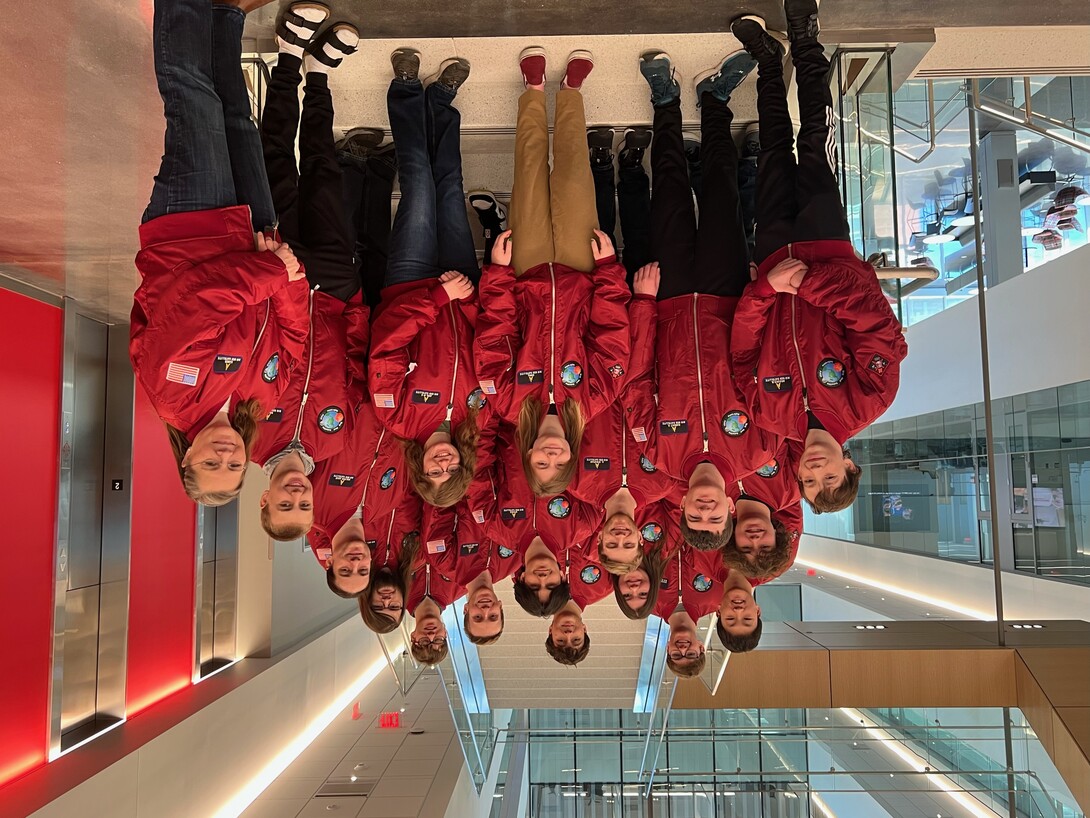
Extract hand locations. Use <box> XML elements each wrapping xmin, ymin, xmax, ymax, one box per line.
<box><xmin>591</xmin><ymin>229</ymin><xmax>615</xmax><ymax>262</ymax></box>
<box><xmin>491</xmin><ymin>230</ymin><xmax>513</xmax><ymax>266</ymax></box>
<box><xmin>766</xmin><ymin>258</ymin><xmax>808</xmax><ymax>294</ymax></box>
<box><xmin>440</xmin><ymin>271</ymin><xmax>475</xmax><ymax>301</ymax></box>
<box><xmin>749</xmin><ymin>262</ymin><xmax>758</xmax><ymax>281</ymax></box>
<box><xmin>632</xmin><ymin>262</ymin><xmax>660</xmax><ymax>297</ymax></box>
<box><xmin>258</xmin><ymin>232</ymin><xmax>303</xmax><ymax>281</ymax></box>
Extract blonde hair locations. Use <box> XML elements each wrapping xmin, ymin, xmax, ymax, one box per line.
<box><xmin>166</xmin><ymin>397</ymin><xmax>262</xmax><ymax>506</ymax></box>
<box><xmin>403</xmin><ymin>410</ymin><xmax>480</xmax><ymax>508</ymax></box>
<box><xmin>515</xmin><ymin>396</ymin><xmax>586</xmax><ymax>496</ymax></box>
<box><xmin>597</xmin><ymin>533</ymin><xmax>645</xmax><ymax>575</ymax></box>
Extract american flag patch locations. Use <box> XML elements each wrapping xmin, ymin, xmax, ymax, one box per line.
<box><xmin>473</xmin><ymin>509</ymin><xmax>486</xmax><ymax>524</ymax></box>
<box><xmin>480</xmin><ymin>379</ymin><xmax>497</xmax><ymax>395</ymax></box>
<box><xmin>631</xmin><ymin>426</ymin><xmax>647</xmax><ymax>442</ymax></box>
<box><xmin>374</xmin><ymin>393</ymin><xmax>395</xmax><ymax>409</ymax></box>
<box><xmin>426</xmin><ymin>539</ymin><xmax>447</xmax><ymax>554</ymax></box>
<box><xmin>166</xmin><ymin>362</ymin><xmax>199</xmax><ymax>386</ymax></box>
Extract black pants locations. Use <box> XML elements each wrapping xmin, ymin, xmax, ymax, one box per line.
<box><xmin>650</xmin><ymin>97</ymin><xmax>750</xmax><ymax>300</ymax></box>
<box><xmin>591</xmin><ymin>161</ymin><xmax>653</xmax><ymax>284</ymax></box>
<box><xmin>754</xmin><ymin>38</ymin><xmax>850</xmax><ymax>264</ymax></box>
<box><xmin>339</xmin><ymin>150</ymin><xmax>396</xmax><ymax>309</ymax></box>
<box><xmin>261</xmin><ymin>54</ymin><xmax>359</xmax><ymax>302</ymax></box>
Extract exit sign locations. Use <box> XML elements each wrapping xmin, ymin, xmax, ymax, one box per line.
<box><xmin>379</xmin><ymin>712</ymin><xmax>400</xmax><ymax>728</ymax></box>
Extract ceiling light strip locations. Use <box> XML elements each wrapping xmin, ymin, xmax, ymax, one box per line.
<box><xmin>213</xmin><ymin>655</ymin><xmax>391</xmax><ymax>818</ymax></box>
<box><xmin>795</xmin><ymin>557</ymin><xmax>996</xmax><ymax>620</ymax></box>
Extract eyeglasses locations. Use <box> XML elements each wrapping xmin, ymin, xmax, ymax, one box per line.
<box><xmin>425</xmin><ymin>464</ymin><xmax>461</xmax><ymax>478</ymax></box>
<box><xmin>412</xmin><ymin>636</ymin><xmax>447</xmax><ymax>650</ymax></box>
<box><xmin>668</xmin><ymin>648</ymin><xmax>702</xmax><ymax>661</ymax></box>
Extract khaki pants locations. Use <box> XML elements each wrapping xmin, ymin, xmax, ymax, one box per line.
<box><xmin>510</xmin><ymin>89</ymin><xmax>599</xmax><ymax>275</ymax></box>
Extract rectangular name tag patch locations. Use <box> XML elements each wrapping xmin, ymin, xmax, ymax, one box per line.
<box><xmin>763</xmin><ymin>375</ymin><xmax>793</xmax><ymax>392</ymax></box>
<box><xmin>265</xmin><ymin>408</ymin><xmax>284</xmax><ymax>423</ymax></box>
<box><xmin>328</xmin><ymin>473</ymin><xmax>356</xmax><ymax>487</ymax></box>
<box><xmin>460</xmin><ymin>542</ymin><xmax>480</xmax><ymax>556</ymax></box>
<box><xmin>659</xmin><ymin>419</ymin><xmax>689</xmax><ymax>435</ymax></box>
<box><xmin>517</xmin><ymin>369</ymin><xmax>544</xmax><ymax>384</ymax></box>
<box><xmin>412</xmin><ymin>389</ymin><xmax>442</xmax><ymax>404</ymax></box>
<box><xmin>583</xmin><ymin>457</ymin><xmax>611</xmax><ymax>471</ymax></box>
<box><xmin>501</xmin><ymin>507</ymin><xmax>527</xmax><ymax>520</ymax></box>
<box><xmin>213</xmin><ymin>354</ymin><xmax>243</xmax><ymax>373</ymax></box>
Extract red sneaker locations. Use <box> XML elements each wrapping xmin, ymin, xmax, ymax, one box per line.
<box><xmin>563</xmin><ymin>50</ymin><xmax>594</xmax><ymax>89</ymax></box>
<box><xmin>519</xmin><ymin>46</ymin><xmax>547</xmax><ymax>88</ymax></box>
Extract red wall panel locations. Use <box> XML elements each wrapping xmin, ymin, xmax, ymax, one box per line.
<box><xmin>0</xmin><ymin>291</ymin><xmax>62</xmax><ymax>786</ymax></box>
<box><xmin>126</xmin><ymin>385</ymin><xmax>196</xmax><ymax>715</ymax></box>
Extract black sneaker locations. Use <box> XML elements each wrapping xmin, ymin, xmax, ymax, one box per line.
<box><xmin>619</xmin><ymin>127</ymin><xmax>652</xmax><ymax>168</ymax></box>
<box><xmin>783</xmin><ymin>0</ymin><xmax>820</xmax><ymax>41</ymax></box>
<box><xmin>468</xmin><ymin>190</ymin><xmax>508</xmax><ymax>231</ymax></box>
<box><xmin>391</xmin><ymin>48</ymin><xmax>421</xmax><ymax>82</ymax></box>
<box><xmin>335</xmin><ymin>127</ymin><xmax>385</xmax><ymax>159</ymax></box>
<box><xmin>587</xmin><ymin>127</ymin><xmax>615</xmax><ymax>168</ymax></box>
<box><xmin>731</xmin><ymin>15</ymin><xmax>786</xmax><ymax>64</ymax></box>
<box><xmin>742</xmin><ymin>122</ymin><xmax>760</xmax><ymax>158</ymax></box>
<box><xmin>426</xmin><ymin>57</ymin><xmax>471</xmax><ymax>94</ymax></box>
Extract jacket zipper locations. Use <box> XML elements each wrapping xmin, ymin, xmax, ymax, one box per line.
<box><xmin>675</xmin><ymin>547</ymin><xmax>683</xmax><ymax>605</ymax></box>
<box><xmin>252</xmin><ymin>303</ymin><xmax>271</xmax><ymax>355</ymax></box>
<box><xmin>291</xmin><ymin>288</ymin><xmax>318</xmax><ymax>441</ymax></box>
<box><xmin>620</xmin><ymin>409</ymin><xmax>629</xmax><ymax>488</ymax></box>
<box><xmin>691</xmin><ymin>295</ymin><xmax>709</xmax><ymax>453</ymax></box>
<box><xmin>446</xmin><ymin>302</ymin><xmax>459</xmax><ymax>423</ymax></box>
<box><xmin>359</xmin><ymin>427</ymin><xmax>387</xmax><ymax>518</ymax></box>
<box><xmin>548</xmin><ymin>263</ymin><xmax>557</xmax><ymax>406</ymax></box>
<box><xmin>383</xmin><ymin>509</ymin><xmax>397</xmax><ymax>567</ymax></box>
<box><xmin>785</xmin><ymin>243</ymin><xmax>810</xmax><ymax>412</ymax></box>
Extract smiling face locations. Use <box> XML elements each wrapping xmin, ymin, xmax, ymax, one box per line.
<box><xmin>465</xmin><ymin>587</ymin><xmax>504</xmax><ymax>640</ymax></box>
<box><xmin>797</xmin><ymin>438</ymin><xmax>855</xmax><ymax>504</ymax></box>
<box><xmin>522</xmin><ymin>552</ymin><xmax>564</xmax><ymax>604</ymax></box>
<box><xmin>734</xmin><ymin>508</ymin><xmax>776</xmax><ymax>562</ymax></box>
<box><xmin>528</xmin><ymin>432</ymin><xmax>571</xmax><ymax>485</ymax></box>
<box><xmin>548</xmin><ymin>609</ymin><xmax>586</xmax><ymax>650</ymax></box>
<box><xmin>369</xmin><ymin>584</ymin><xmax>405</xmax><ymax>624</ymax></box>
<box><xmin>422</xmin><ymin>441</ymin><xmax>461</xmax><ymax>486</ymax></box>
<box><xmin>618</xmin><ymin>568</ymin><xmax>651</xmax><ymax>611</ymax></box>
<box><xmin>183</xmin><ymin>426</ymin><xmax>246</xmax><ymax>494</ymax></box>
<box><xmin>681</xmin><ymin>485</ymin><xmax>733</xmax><ymax>533</ymax></box>
<box><xmin>719</xmin><ymin>586</ymin><xmax>761</xmax><ymax>637</ymax></box>
<box><xmin>411</xmin><ymin>607</ymin><xmax>448</xmax><ymax>650</ymax></box>
<box><xmin>600</xmin><ymin>511</ymin><xmax>640</xmax><ymax>566</ymax></box>
<box><xmin>261</xmin><ymin>469</ymin><xmax>314</xmax><ymax>532</ymax></box>
<box><xmin>667</xmin><ymin>624</ymin><xmax>706</xmax><ymax>671</ymax></box>
<box><xmin>327</xmin><ymin>534</ymin><xmax>372</xmax><ymax>596</ymax></box>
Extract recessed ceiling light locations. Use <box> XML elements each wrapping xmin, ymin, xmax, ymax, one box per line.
<box><xmin>923</xmin><ymin>233</ymin><xmax>957</xmax><ymax>244</ymax></box>
<box><xmin>951</xmin><ymin>215</ymin><xmax>976</xmax><ymax>227</ymax></box>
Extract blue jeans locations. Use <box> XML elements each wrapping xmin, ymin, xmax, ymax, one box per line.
<box><xmin>143</xmin><ymin>0</ymin><xmax>275</xmax><ymax>230</ymax></box>
<box><xmin>385</xmin><ymin>80</ymin><xmax>478</xmax><ymax>287</ymax></box>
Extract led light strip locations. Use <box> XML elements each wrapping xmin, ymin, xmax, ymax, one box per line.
<box><xmin>795</xmin><ymin>557</ymin><xmax>995</xmax><ymax>620</ymax></box>
<box><xmin>213</xmin><ymin>655</ymin><xmax>391</xmax><ymax>818</ymax></box>
<box><xmin>839</xmin><ymin>708</ymin><xmax>1001</xmax><ymax>818</ymax></box>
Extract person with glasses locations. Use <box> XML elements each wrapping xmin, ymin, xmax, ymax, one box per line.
<box><xmin>368</xmin><ymin>49</ymin><xmax>491</xmax><ymax>511</ymax></box>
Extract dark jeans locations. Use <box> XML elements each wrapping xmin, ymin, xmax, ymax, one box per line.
<box><xmin>592</xmin><ymin>161</ymin><xmax>654</xmax><ymax>285</ymax></box>
<box><xmin>261</xmin><ymin>57</ymin><xmax>359</xmax><ymax>301</ymax></box>
<box><xmin>144</xmin><ymin>1</ymin><xmax>274</xmax><ymax>230</ymax></box>
<box><xmin>386</xmin><ymin>80</ymin><xmax>478</xmax><ymax>287</ymax></box>
<box><xmin>340</xmin><ymin>150</ymin><xmax>397</xmax><ymax>309</ymax></box>
<box><xmin>738</xmin><ymin>156</ymin><xmax>758</xmax><ymax>256</ymax></box>
<box><xmin>651</xmin><ymin>97</ymin><xmax>750</xmax><ymax>301</ymax></box>
<box><xmin>754</xmin><ymin>39</ymin><xmax>850</xmax><ymax>264</ymax></box>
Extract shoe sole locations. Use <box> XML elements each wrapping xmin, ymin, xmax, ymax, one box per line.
<box><xmin>467</xmin><ymin>191</ymin><xmax>508</xmax><ymax>221</ymax></box>
<box><xmin>277</xmin><ymin>2</ymin><xmax>330</xmax><ymax>47</ymax></box>
<box><xmin>567</xmin><ymin>49</ymin><xmax>595</xmax><ymax>65</ymax></box>
<box><xmin>640</xmin><ymin>50</ymin><xmax>671</xmax><ymax>64</ymax></box>
<box><xmin>518</xmin><ymin>46</ymin><xmax>547</xmax><ymax>64</ymax></box>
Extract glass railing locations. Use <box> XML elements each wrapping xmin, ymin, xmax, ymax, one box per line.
<box><xmin>803</xmin><ymin>378</ymin><xmax>1090</xmax><ymax>587</ymax></box>
<box><xmin>437</xmin><ymin>656</ymin><xmax>495</xmax><ymax>792</ymax></box>
<box><xmin>832</xmin><ymin>60</ymin><xmax>1090</xmax><ymax>328</ymax></box>
<box><xmin>491</xmin><ymin>707</ymin><xmax>1084</xmax><ymax>818</ymax></box>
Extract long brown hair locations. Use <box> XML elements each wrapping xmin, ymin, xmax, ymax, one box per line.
<box><xmin>403</xmin><ymin>409</ymin><xmax>480</xmax><ymax>508</ymax></box>
<box><xmin>612</xmin><ymin>547</ymin><xmax>667</xmax><ymax>620</ymax></box>
<box><xmin>166</xmin><ymin>397</ymin><xmax>262</xmax><ymax>506</ymax></box>
<box><xmin>358</xmin><ymin>533</ymin><xmax>422</xmax><ymax>633</ymax></box>
<box><xmin>515</xmin><ymin>395</ymin><xmax>585</xmax><ymax>496</ymax></box>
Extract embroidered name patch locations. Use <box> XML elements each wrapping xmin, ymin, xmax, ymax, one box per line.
<box><xmin>412</xmin><ymin>389</ymin><xmax>441</xmax><ymax>404</ymax></box>
<box><xmin>166</xmin><ymin>362</ymin><xmax>199</xmax><ymax>386</ymax></box>
<box><xmin>659</xmin><ymin>419</ymin><xmax>689</xmax><ymax>435</ymax></box>
<box><xmin>460</xmin><ymin>542</ymin><xmax>480</xmax><ymax>556</ymax></box>
<box><xmin>213</xmin><ymin>354</ymin><xmax>243</xmax><ymax>374</ymax></box>
<box><xmin>583</xmin><ymin>457</ymin><xmax>611</xmax><ymax>471</ymax></box>
<box><xmin>517</xmin><ymin>369</ymin><xmax>544</xmax><ymax>384</ymax></box>
<box><xmin>763</xmin><ymin>374</ymin><xmax>793</xmax><ymax>392</ymax></box>
<box><xmin>502</xmin><ymin>506</ymin><xmax>527</xmax><ymax>520</ymax></box>
<box><xmin>265</xmin><ymin>408</ymin><xmax>284</xmax><ymax>422</ymax></box>
<box><xmin>329</xmin><ymin>472</ymin><xmax>356</xmax><ymax>487</ymax></box>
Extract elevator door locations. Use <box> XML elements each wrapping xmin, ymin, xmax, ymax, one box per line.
<box><xmin>52</xmin><ymin>310</ymin><xmax>132</xmax><ymax>753</ymax></box>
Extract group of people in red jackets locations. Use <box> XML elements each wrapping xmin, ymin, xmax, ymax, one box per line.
<box><xmin>131</xmin><ymin>0</ymin><xmax>907</xmax><ymax>677</ymax></box>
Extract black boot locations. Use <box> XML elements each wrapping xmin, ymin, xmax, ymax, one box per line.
<box><xmin>730</xmin><ymin>15</ymin><xmax>785</xmax><ymax>65</ymax></box>
<box><xmin>618</xmin><ymin>127</ymin><xmax>652</xmax><ymax>169</ymax></box>
<box><xmin>588</xmin><ymin>127</ymin><xmax>615</xmax><ymax>169</ymax></box>
<box><xmin>783</xmin><ymin>0</ymin><xmax>820</xmax><ymax>42</ymax></box>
